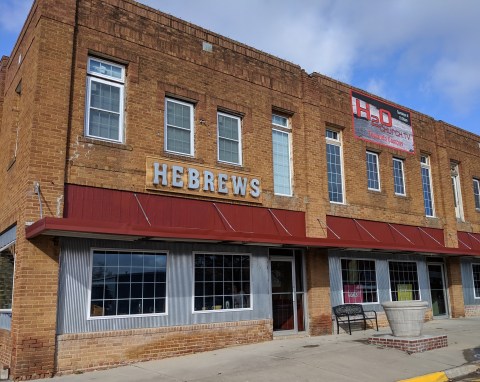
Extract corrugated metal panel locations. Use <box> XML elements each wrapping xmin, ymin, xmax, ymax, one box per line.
<box><xmin>0</xmin><ymin>313</ymin><xmax>11</xmax><ymax>330</ymax></box>
<box><xmin>461</xmin><ymin>258</ymin><xmax>480</xmax><ymax>305</ymax></box>
<box><xmin>58</xmin><ymin>238</ymin><xmax>271</xmax><ymax>334</ymax></box>
<box><xmin>329</xmin><ymin>250</ymin><xmax>431</xmax><ymax>313</ymax></box>
<box><xmin>0</xmin><ymin>225</ymin><xmax>16</xmax><ymax>251</ymax></box>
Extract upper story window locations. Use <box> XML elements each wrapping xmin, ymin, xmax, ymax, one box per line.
<box><xmin>340</xmin><ymin>258</ymin><xmax>378</xmax><ymax>304</ymax></box>
<box><xmin>420</xmin><ymin>155</ymin><xmax>435</xmax><ymax>217</ymax></box>
<box><xmin>90</xmin><ymin>250</ymin><xmax>167</xmax><ymax>318</ymax></box>
<box><xmin>451</xmin><ymin>162</ymin><xmax>464</xmax><ymax>221</ymax></box>
<box><xmin>389</xmin><ymin>261</ymin><xmax>420</xmax><ymax>301</ymax></box>
<box><xmin>326</xmin><ymin>129</ymin><xmax>344</xmax><ymax>203</ymax></box>
<box><xmin>272</xmin><ymin>114</ymin><xmax>292</xmax><ymax>196</ymax></box>
<box><xmin>85</xmin><ymin>57</ymin><xmax>125</xmax><ymax>143</ymax></box>
<box><xmin>218</xmin><ymin>112</ymin><xmax>242</xmax><ymax>165</ymax></box>
<box><xmin>393</xmin><ymin>158</ymin><xmax>406</xmax><ymax>196</ymax></box>
<box><xmin>165</xmin><ymin>98</ymin><xmax>194</xmax><ymax>156</ymax></box>
<box><xmin>473</xmin><ymin>179</ymin><xmax>480</xmax><ymax>211</ymax></box>
<box><xmin>366</xmin><ymin>151</ymin><xmax>380</xmax><ymax>191</ymax></box>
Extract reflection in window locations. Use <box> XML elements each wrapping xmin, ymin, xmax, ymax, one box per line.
<box><xmin>0</xmin><ymin>250</ymin><xmax>14</xmax><ymax>310</ymax></box>
<box><xmin>389</xmin><ymin>261</ymin><xmax>420</xmax><ymax>301</ymax></box>
<box><xmin>194</xmin><ymin>254</ymin><xmax>250</xmax><ymax>311</ymax></box>
<box><xmin>90</xmin><ymin>250</ymin><xmax>167</xmax><ymax>317</ymax></box>
<box><xmin>340</xmin><ymin>259</ymin><xmax>377</xmax><ymax>303</ymax></box>
<box><xmin>473</xmin><ymin>264</ymin><xmax>480</xmax><ymax>298</ymax></box>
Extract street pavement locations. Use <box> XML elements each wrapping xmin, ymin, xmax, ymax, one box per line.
<box><xmin>37</xmin><ymin>317</ymin><xmax>480</xmax><ymax>382</ymax></box>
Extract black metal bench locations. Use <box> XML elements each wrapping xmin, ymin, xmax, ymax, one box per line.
<box><xmin>332</xmin><ymin>304</ymin><xmax>378</xmax><ymax>335</ymax></box>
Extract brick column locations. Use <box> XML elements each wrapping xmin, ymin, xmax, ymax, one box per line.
<box><xmin>10</xmin><ymin>235</ymin><xmax>60</xmax><ymax>380</ymax></box>
<box><xmin>306</xmin><ymin>248</ymin><xmax>332</xmax><ymax>335</ymax></box>
<box><xmin>446</xmin><ymin>257</ymin><xmax>465</xmax><ymax>318</ymax></box>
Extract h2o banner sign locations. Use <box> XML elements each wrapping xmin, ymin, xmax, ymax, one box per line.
<box><xmin>351</xmin><ymin>90</ymin><xmax>415</xmax><ymax>154</ymax></box>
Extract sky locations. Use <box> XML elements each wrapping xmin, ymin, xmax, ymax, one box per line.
<box><xmin>1</xmin><ymin>0</ymin><xmax>479</xmax><ymax>137</ymax></box>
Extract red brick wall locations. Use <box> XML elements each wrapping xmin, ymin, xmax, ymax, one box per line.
<box><xmin>56</xmin><ymin>320</ymin><xmax>272</xmax><ymax>375</ymax></box>
<box><xmin>0</xmin><ymin>329</ymin><xmax>11</xmax><ymax>368</ymax></box>
<box><xmin>465</xmin><ymin>305</ymin><xmax>480</xmax><ymax>317</ymax></box>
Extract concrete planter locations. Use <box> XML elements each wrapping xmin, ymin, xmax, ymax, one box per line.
<box><xmin>381</xmin><ymin>301</ymin><xmax>428</xmax><ymax>337</ymax></box>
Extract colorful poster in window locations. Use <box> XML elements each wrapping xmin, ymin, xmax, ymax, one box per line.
<box><xmin>351</xmin><ymin>90</ymin><xmax>414</xmax><ymax>154</ymax></box>
<box><xmin>343</xmin><ymin>284</ymin><xmax>363</xmax><ymax>303</ymax></box>
<box><xmin>397</xmin><ymin>284</ymin><xmax>413</xmax><ymax>301</ymax></box>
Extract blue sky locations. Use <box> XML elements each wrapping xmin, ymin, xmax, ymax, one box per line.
<box><xmin>1</xmin><ymin>0</ymin><xmax>480</xmax><ymax>137</ymax></box>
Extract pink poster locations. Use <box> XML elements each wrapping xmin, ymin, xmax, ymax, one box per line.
<box><xmin>343</xmin><ymin>284</ymin><xmax>363</xmax><ymax>303</ymax></box>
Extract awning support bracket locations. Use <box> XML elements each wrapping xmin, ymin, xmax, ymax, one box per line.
<box><xmin>388</xmin><ymin>223</ymin><xmax>414</xmax><ymax>244</ymax></box>
<box><xmin>353</xmin><ymin>219</ymin><xmax>379</xmax><ymax>242</ymax></box>
<box><xmin>317</xmin><ymin>218</ymin><xmax>341</xmax><ymax>239</ymax></box>
<box><xmin>417</xmin><ymin>227</ymin><xmax>444</xmax><ymax>247</ymax></box>
<box><xmin>467</xmin><ymin>232</ymin><xmax>480</xmax><ymax>245</ymax></box>
<box><xmin>213</xmin><ymin>203</ymin><xmax>236</xmax><ymax>232</ymax></box>
<box><xmin>458</xmin><ymin>237</ymin><xmax>472</xmax><ymax>250</ymax></box>
<box><xmin>268</xmin><ymin>209</ymin><xmax>292</xmax><ymax>236</ymax></box>
<box><xmin>134</xmin><ymin>193</ymin><xmax>152</xmax><ymax>227</ymax></box>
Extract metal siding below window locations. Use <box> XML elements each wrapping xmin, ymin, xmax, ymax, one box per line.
<box><xmin>0</xmin><ymin>225</ymin><xmax>16</xmax><ymax>251</ymax></box>
<box><xmin>57</xmin><ymin>238</ymin><xmax>270</xmax><ymax>334</ymax></box>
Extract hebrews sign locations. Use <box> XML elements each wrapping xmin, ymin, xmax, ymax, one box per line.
<box><xmin>351</xmin><ymin>90</ymin><xmax>415</xmax><ymax>153</ymax></box>
<box><xmin>145</xmin><ymin>157</ymin><xmax>262</xmax><ymax>203</ymax></box>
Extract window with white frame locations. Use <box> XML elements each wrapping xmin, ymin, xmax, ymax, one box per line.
<box><xmin>194</xmin><ymin>253</ymin><xmax>250</xmax><ymax>311</ymax></box>
<box><xmin>90</xmin><ymin>250</ymin><xmax>167</xmax><ymax>317</ymax></box>
<box><xmin>473</xmin><ymin>264</ymin><xmax>480</xmax><ymax>298</ymax></box>
<box><xmin>0</xmin><ymin>250</ymin><xmax>14</xmax><ymax>311</ymax></box>
<box><xmin>366</xmin><ymin>151</ymin><xmax>380</xmax><ymax>191</ymax></box>
<box><xmin>217</xmin><ymin>112</ymin><xmax>242</xmax><ymax>165</ymax></box>
<box><xmin>420</xmin><ymin>155</ymin><xmax>435</xmax><ymax>217</ymax></box>
<box><xmin>389</xmin><ymin>261</ymin><xmax>420</xmax><ymax>301</ymax></box>
<box><xmin>393</xmin><ymin>158</ymin><xmax>406</xmax><ymax>196</ymax></box>
<box><xmin>474</xmin><ymin>179</ymin><xmax>480</xmax><ymax>211</ymax></box>
<box><xmin>340</xmin><ymin>259</ymin><xmax>378</xmax><ymax>304</ymax></box>
<box><xmin>451</xmin><ymin>162</ymin><xmax>464</xmax><ymax>221</ymax></box>
<box><xmin>85</xmin><ymin>57</ymin><xmax>125</xmax><ymax>142</ymax></box>
<box><xmin>326</xmin><ymin>129</ymin><xmax>344</xmax><ymax>203</ymax></box>
<box><xmin>272</xmin><ymin>114</ymin><xmax>292</xmax><ymax>196</ymax></box>
<box><xmin>165</xmin><ymin>98</ymin><xmax>194</xmax><ymax>155</ymax></box>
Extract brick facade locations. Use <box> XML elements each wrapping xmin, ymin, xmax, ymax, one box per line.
<box><xmin>56</xmin><ymin>320</ymin><xmax>272</xmax><ymax>375</ymax></box>
<box><xmin>0</xmin><ymin>0</ymin><xmax>479</xmax><ymax>379</ymax></box>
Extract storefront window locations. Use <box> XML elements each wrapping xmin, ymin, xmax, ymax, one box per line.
<box><xmin>0</xmin><ymin>250</ymin><xmax>14</xmax><ymax>311</ymax></box>
<box><xmin>194</xmin><ymin>253</ymin><xmax>251</xmax><ymax>311</ymax></box>
<box><xmin>90</xmin><ymin>250</ymin><xmax>167</xmax><ymax>317</ymax></box>
<box><xmin>473</xmin><ymin>264</ymin><xmax>480</xmax><ymax>298</ymax></box>
<box><xmin>340</xmin><ymin>259</ymin><xmax>377</xmax><ymax>303</ymax></box>
<box><xmin>389</xmin><ymin>261</ymin><xmax>420</xmax><ymax>301</ymax></box>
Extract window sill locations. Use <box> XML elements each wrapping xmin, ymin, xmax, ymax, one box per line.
<box><xmin>87</xmin><ymin>312</ymin><xmax>167</xmax><ymax>320</ymax></box>
<box><xmin>79</xmin><ymin>136</ymin><xmax>132</xmax><ymax>151</ymax></box>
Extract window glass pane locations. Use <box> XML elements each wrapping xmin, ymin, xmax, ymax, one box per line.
<box><xmin>421</xmin><ymin>165</ymin><xmax>434</xmax><ymax>216</ymax></box>
<box><xmin>473</xmin><ymin>264</ymin><xmax>480</xmax><ymax>298</ymax></box>
<box><xmin>89</xmin><ymin>58</ymin><xmax>123</xmax><ymax>80</ymax></box>
<box><xmin>272</xmin><ymin>129</ymin><xmax>291</xmax><ymax>195</ymax></box>
<box><xmin>326</xmin><ymin>142</ymin><xmax>343</xmax><ymax>203</ymax></box>
<box><xmin>218</xmin><ymin>114</ymin><xmax>241</xmax><ymax>164</ymax></box>
<box><xmin>393</xmin><ymin>159</ymin><xmax>405</xmax><ymax>195</ymax></box>
<box><xmin>366</xmin><ymin>152</ymin><xmax>380</xmax><ymax>190</ymax></box>
<box><xmin>0</xmin><ymin>251</ymin><xmax>14</xmax><ymax>310</ymax></box>
<box><xmin>89</xmin><ymin>250</ymin><xmax>167</xmax><ymax>317</ymax></box>
<box><xmin>194</xmin><ymin>253</ymin><xmax>251</xmax><ymax>311</ymax></box>
<box><xmin>272</xmin><ymin>114</ymin><xmax>288</xmax><ymax>127</ymax></box>
<box><xmin>166</xmin><ymin>99</ymin><xmax>193</xmax><ymax>155</ymax></box>
<box><xmin>389</xmin><ymin>261</ymin><xmax>420</xmax><ymax>301</ymax></box>
<box><xmin>473</xmin><ymin>180</ymin><xmax>480</xmax><ymax>210</ymax></box>
<box><xmin>340</xmin><ymin>259</ymin><xmax>377</xmax><ymax>303</ymax></box>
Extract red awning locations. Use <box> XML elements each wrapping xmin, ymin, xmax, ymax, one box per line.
<box><xmin>25</xmin><ymin>185</ymin><xmax>479</xmax><ymax>256</ymax></box>
<box><xmin>458</xmin><ymin>231</ymin><xmax>480</xmax><ymax>252</ymax></box>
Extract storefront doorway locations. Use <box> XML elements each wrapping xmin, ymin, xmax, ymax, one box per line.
<box><xmin>427</xmin><ymin>263</ymin><xmax>449</xmax><ymax>317</ymax></box>
<box><xmin>270</xmin><ymin>249</ymin><xmax>305</xmax><ymax>334</ymax></box>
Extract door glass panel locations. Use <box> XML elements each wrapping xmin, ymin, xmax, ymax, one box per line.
<box><xmin>428</xmin><ymin>264</ymin><xmax>447</xmax><ymax>316</ymax></box>
<box><xmin>271</xmin><ymin>261</ymin><xmax>294</xmax><ymax>331</ymax></box>
<box><xmin>295</xmin><ymin>251</ymin><xmax>304</xmax><ymax>292</ymax></box>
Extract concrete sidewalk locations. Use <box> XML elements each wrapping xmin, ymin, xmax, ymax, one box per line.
<box><xmin>38</xmin><ymin>317</ymin><xmax>480</xmax><ymax>382</ymax></box>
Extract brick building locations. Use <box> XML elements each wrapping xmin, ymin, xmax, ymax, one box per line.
<box><xmin>0</xmin><ymin>0</ymin><xmax>480</xmax><ymax>379</ymax></box>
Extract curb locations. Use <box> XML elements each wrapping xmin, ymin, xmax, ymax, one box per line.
<box><xmin>397</xmin><ymin>364</ymin><xmax>479</xmax><ymax>382</ymax></box>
